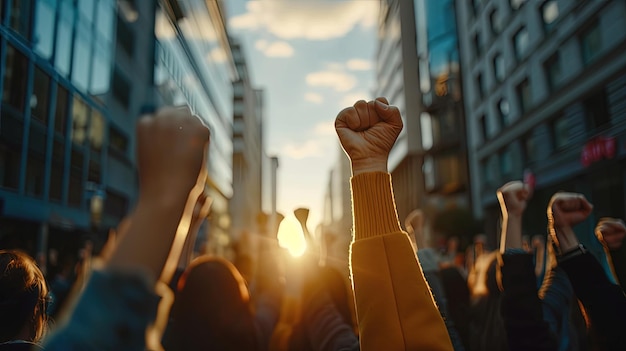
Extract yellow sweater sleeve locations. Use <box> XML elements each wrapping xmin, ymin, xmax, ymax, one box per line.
<box><xmin>350</xmin><ymin>172</ymin><xmax>453</xmax><ymax>351</ymax></box>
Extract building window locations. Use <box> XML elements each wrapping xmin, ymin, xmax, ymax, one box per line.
<box><xmin>471</xmin><ymin>0</ymin><xmax>480</xmax><ymax>17</ymax></box>
<box><xmin>493</xmin><ymin>54</ymin><xmax>505</xmax><ymax>83</ymax></box>
<box><xmin>112</xmin><ymin>68</ymin><xmax>131</xmax><ymax>109</ymax></box>
<box><xmin>580</xmin><ymin>21</ymin><xmax>602</xmax><ymax>66</ymax></box>
<box><xmin>50</xmin><ymin>138</ymin><xmax>65</xmax><ymax>201</ymax></box>
<box><xmin>544</xmin><ymin>53</ymin><xmax>560</xmax><ymax>92</ymax></box>
<box><xmin>55</xmin><ymin>85</ymin><xmax>69</xmax><ymax>135</ymax></box>
<box><xmin>31</xmin><ymin>66</ymin><xmax>51</xmax><ymax>124</ymax></box>
<box><xmin>522</xmin><ymin>133</ymin><xmax>537</xmax><ymax>165</ymax></box>
<box><xmin>89</xmin><ymin>110</ymin><xmax>105</xmax><ymax>152</ymax></box>
<box><xmin>516</xmin><ymin>79</ymin><xmax>531</xmax><ymax>114</ymax></box>
<box><xmin>481</xmin><ymin>159</ymin><xmax>492</xmax><ymax>185</ymax></box>
<box><xmin>498</xmin><ymin>98</ymin><xmax>511</xmax><ymax>126</ymax></box>
<box><xmin>72</xmin><ymin>29</ymin><xmax>92</xmax><ymax>93</ymax></box>
<box><xmin>2</xmin><ymin>45</ymin><xmax>28</xmax><ymax>114</ymax></box>
<box><xmin>513</xmin><ymin>26</ymin><xmax>529</xmax><ymax>61</ymax></box>
<box><xmin>9</xmin><ymin>0</ymin><xmax>33</xmax><ymax>39</ymax></box>
<box><xmin>551</xmin><ymin>114</ymin><xmax>569</xmax><ymax>150</ymax></box>
<box><xmin>109</xmin><ymin>125</ymin><xmax>129</xmax><ymax>155</ymax></box>
<box><xmin>479</xmin><ymin>114</ymin><xmax>488</xmax><ymax>141</ymax></box>
<box><xmin>510</xmin><ymin>0</ymin><xmax>527</xmax><ymax>11</ymax></box>
<box><xmin>583</xmin><ymin>88</ymin><xmax>610</xmax><ymax>131</ymax></box>
<box><xmin>116</xmin><ymin>15</ymin><xmax>135</xmax><ymax>57</ymax></box>
<box><xmin>25</xmin><ymin>152</ymin><xmax>45</xmax><ymax>198</ymax></box>
<box><xmin>477</xmin><ymin>73</ymin><xmax>485</xmax><ymax>100</ymax></box>
<box><xmin>55</xmin><ymin>0</ymin><xmax>75</xmax><ymax>77</ymax></box>
<box><xmin>34</xmin><ymin>0</ymin><xmax>56</xmax><ymax>59</ymax></box>
<box><xmin>541</xmin><ymin>1</ymin><xmax>559</xmax><ymax>32</ymax></box>
<box><xmin>0</xmin><ymin>145</ymin><xmax>21</xmax><ymax>190</ymax></box>
<box><xmin>489</xmin><ymin>9</ymin><xmax>502</xmax><ymax>35</ymax></box>
<box><xmin>473</xmin><ymin>32</ymin><xmax>482</xmax><ymax>58</ymax></box>
<box><xmin>500</xmin><ymin>148</ymin><xmax>512</xmax><ymax>177</ymax></box>
<box><xmin>71</xmin><ymin>96</ymin><xmax>89</xmax><ymax>146</ymax></box>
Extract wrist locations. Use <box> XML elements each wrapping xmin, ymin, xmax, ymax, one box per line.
<box><xmin>351</xmin><ymin>158</ymin><xmax>387</xmax><ymax>176</ymax></box>
<box><xmin>552</xmin><ymin>226</ymin><xmax>580</xmax><ymax>253</ymax></box>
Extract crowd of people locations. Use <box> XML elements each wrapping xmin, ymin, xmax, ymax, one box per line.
<box><xmin>1</xmin><ymin>99</ymin><xmax>625</xmax><ymax>350</ymax></box>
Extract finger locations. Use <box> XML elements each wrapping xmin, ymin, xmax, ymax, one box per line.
<box><xmin>353</xmin><ymin>100</ymin><xmax>369</xmax><ymax>131</ymax></box>
<box><xmin>336</xmin><ymin>106</ymin><xmax>360</xmax><ymax>131</ymax></box>
<box><xmin>374</xmin><ymin>100</ymin><xmax>402</xmax><ymax>126</ymax></box>
<box><xmin>375</xmin><ymin>96</ymin><xmax>389</xmax><ymax>105</ymax></box>
<box><xmin>367</xmin><ymin>99</ymin><xmax>378</xmax><ymax>128</ymax></box>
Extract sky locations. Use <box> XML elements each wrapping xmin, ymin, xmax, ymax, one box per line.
<box><xmin>223</xmin><ymin>0</ymin><xmax>380</xmax><ymax>230</ymax></box>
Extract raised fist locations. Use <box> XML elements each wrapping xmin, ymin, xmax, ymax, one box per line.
<box><xmin>596</xmin><ymin>217</ymin><xmax>626</xmax><ymax>251</ymax></box>
<box><xmin>548</xmin><ymin>192</ymin><xmax>593</xmax><ymax>229</ymax></box>
<box><xmin>335</xmin><ymin>97</ymin><xmax>403</xmax><ymax>176</ymax></box>
<box><xmin>497</xmin><ymin>181</ymin><xmax>531</xmax><ymax>217</ymax></box>
<box><xmin>136</xmin><ymin>106</ymin><xmax>210</xmax><ymax>204</ymax></box>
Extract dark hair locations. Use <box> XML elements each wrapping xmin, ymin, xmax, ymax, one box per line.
<box><xmin>167</xmin><ymin>257</ymin><xmax>258</xmax><ymax>351</ymax></box>
<box><xmin>0</xmin><ymin>250</ymin><xmax>49</xmax><ymax>343</ymax></box>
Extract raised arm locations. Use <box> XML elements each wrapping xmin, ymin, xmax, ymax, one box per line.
<box><xmin>497</xmin><ymin>181</ymin><xmax>557</xmax><ymax>351</ymax></box>
<box><xmin>548</xmin><ymin>192</ymin><xmax>626</xmax><ymax>349</ymax></box>
<box><xmin>44</xmin><ymin>107</ymin><xmax>210</xmax><ymax>350</ymax></box>
<box><xmin>335</xmin><ymin>97</ymin><xmax>453</xmax><ymax>351</ymax></box>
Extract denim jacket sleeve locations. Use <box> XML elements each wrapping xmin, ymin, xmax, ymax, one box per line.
<box><xmin>42</xmin><ymin>269</ymin><xmax>160</xmax><ymax>351</ymax></box>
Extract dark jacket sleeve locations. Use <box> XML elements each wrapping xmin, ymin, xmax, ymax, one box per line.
<box><xmin>302</xmin><ymin>290</ymin><xmax>359</xmax><ymax>351</ymax></box>
<box><xmin>560</xmin><ymin>251</ymin><xmax>626</xmax><ymax>350</ymax></box>
<box><xmin>500</xmin><ymin>252</ymin><xmax>557</xmax><ymax>351</ymax></box>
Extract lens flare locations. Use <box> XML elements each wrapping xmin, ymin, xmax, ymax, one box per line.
<box><xmin>277</xmin><ymin>216</ymin><xmax>307</xmax><ymax>257</ymax></box>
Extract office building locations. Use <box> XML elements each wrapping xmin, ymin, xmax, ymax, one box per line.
<box><xmin>376</xmin><ymin>0</ymin><xmax>470</xmax><ymax>237</ymax></box>
<box><xmin>0</xmin><ymin>0</ymin><xmax>155</xmax><ymax>263</ymax></box>
<box><xmin>457</xmin><ymin>0</ymin><xmax>626</xmax><ymax>242</ymax></box>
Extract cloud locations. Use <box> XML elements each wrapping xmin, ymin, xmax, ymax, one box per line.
<box><xmin>306</xmin><ymin>70</ymin><xmax>357</xmax><ymax>92</ymax></box>
<box><xmin>340</xmin><ymin>91</ymin><xmax>371</xmax><ymax>107</ymax></box>
<box><xmin>314</xmin><ymin>121</ymin><xmax>335</xmax><ymax>136</ymax></box>
<box><xmin>346</xmin><ymin>59</ymin><xmax>372</xmax><ymax>71</ymax></box>
<box><xmin>305</xmin><ymin>92</ymin><xmax>324</xmax><ymax>104</ymax></box>
<box><xmin>255</xmin><ymin>39</ymin><xmax>294</xmax><ymax>57</ymax></box>
<box><xmin>229</xmin><ymin>0</ymin><xmax>379</xmax><ymax>40</ymax></box>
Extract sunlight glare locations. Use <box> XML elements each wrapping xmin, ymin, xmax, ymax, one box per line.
<box><xmin>277</xmin><ymin>216</ymin><xmax>307</xmax><ymax>257</ymax></box>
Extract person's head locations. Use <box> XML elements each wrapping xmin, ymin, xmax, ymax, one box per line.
<box><xmin>0</xmin><ymin>250</ymin><xmax>48</xmax><ymax>343</ymax></box>
<box><xmin>168</xmin><ymin>256</ymin><xmax>258</xmax><ymax>351</ymax></box>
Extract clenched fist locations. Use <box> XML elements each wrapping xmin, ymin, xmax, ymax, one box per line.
<box><xmin>596</xmin><ymin>218</ymin><xmax>626</xmax><ymax>251</ymax></box>
<box><xmin>136</xmin><ymin>106</ymin><xmax>210</xmax><ymax>205</ymax></box>
<box><xmin>497</xmin><ymin>181</ymin><xmax>531</xmax><ymax>217</ymax></box>
<box><xmin>548</xmin><ymin>192</ymin><xmax>593</xmax><ymax>253</ymax></box>
<box><xmin>335</xmin><ymin>97</ymin><xmax>403</xmax><ymax>176</ymax></box>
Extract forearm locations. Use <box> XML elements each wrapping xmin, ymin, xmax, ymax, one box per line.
<box><xmin>107</xmin><ymin>195</ymin><xmax>189</xmax><ymax>285</ymax></box>
<box><xmin>502</xmin><ymin>214</ymin><xmax>523</xmax><ymax>252</ymax></box>
<box><xmin>350</xmin><ymin>172</ymin><xmax>453</xmax><ymax>351</ymax></box>
<box><xmin>501</xmin><ymin>252</ymin><xmax>557</xmax><ymax>351</ymax></box>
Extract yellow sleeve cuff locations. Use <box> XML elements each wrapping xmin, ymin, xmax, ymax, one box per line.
<box><xmin>351</xmin><ymin>172</ymin><xmax>402</xmax><ymax>240</ymax></box>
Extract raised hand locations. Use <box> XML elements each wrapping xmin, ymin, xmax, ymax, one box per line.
<box><xmin>335</xmin><ymin>97</ymin><xmax>403</xmax><ymax>175</ymax></box>
<box><xmin>548</xmin><ymin>192</ymin><xmax>593</xmax><ymax>254</ymax></box>
<box><xmin>596</xmin><ymin>217</ymin><xmax>626</xmax><ymax>251</ymax></box>
<box><xmin>136</xmin><ymin>106</ymin><xmax>210</xmax><ymax>206</ymax></box>
<box><xmin>497</xmin><ymin>181</ymin><xmax>531</xmax><ymax>252</ymax></box>
<box><xmin>497</xmin><ymin>181</ymin><xmax>531</xmax><ymax>217</ymax></box>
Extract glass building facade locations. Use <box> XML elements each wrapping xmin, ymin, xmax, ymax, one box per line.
<box><xmin>0</xmin><ymin>0</ymin><xmax>154</xmax><ymax>261</ymax></box>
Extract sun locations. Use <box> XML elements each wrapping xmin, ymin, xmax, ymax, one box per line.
<box><xmin>276</xmin><ymin>216</ymin><xmax>307</xmax><ymax>257</ymax></box>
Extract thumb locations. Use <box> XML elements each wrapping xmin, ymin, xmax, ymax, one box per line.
<box><xmin>374</xmin><ymin>99</ymin><xmax>401</xmax><ymax>124</ymax></box>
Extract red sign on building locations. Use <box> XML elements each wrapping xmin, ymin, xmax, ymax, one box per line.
<box><xmin>581</xmin><ymin>136</ymin><xmax>616</xmax><ymax>167</ymax></box>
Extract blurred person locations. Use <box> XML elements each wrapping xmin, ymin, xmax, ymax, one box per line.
<box><xmin>287</xmin><ymin>265</ymin><xmax>358</xmax><ymax>351</ymax></box>
<box><xmin>406</xmin><ymin>209</ymin><xmax>466</xmax><ymax>350</ymax></box>
<box><xmin>335</xmin><ymin>97</ymin><xmax>453</xmax><ymax>350</ymax></box>
<box><xmin>42</xmin><ymin>106</ymin><xmax>210</xmax><ymax>350</ymax></box>
<box><xmin>166</xmin><ymin>257</ymin><xmax>261</xmax><ymax>351</ymax></box>
<box><xmin>497</xmin><ymin>181</ymin><xmax>557</xmax><ymax>351</ymax></box>
<box><xmin>548</xmin><ymin>192</ymin><xmax>626</xmax><ymax>350</ymax></box>
<box><xmin>0</xmin><ymin>249</ymin><xmax>49</xmax><ymax>351</ymax></box>
<box><xmin>595</xmin><ymin>217</ymin><xmax>626</xmax><ymax>285</ymax></box>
